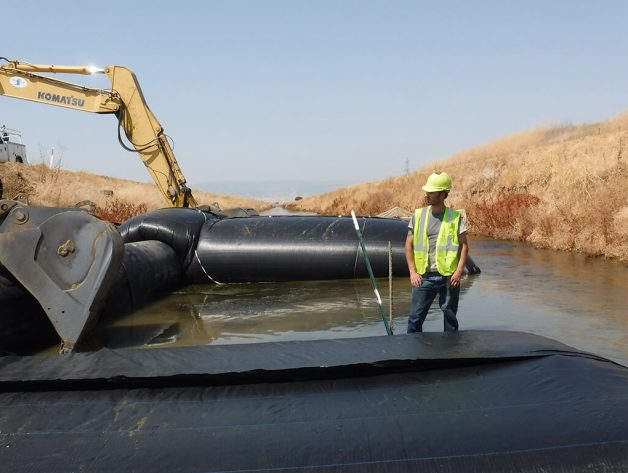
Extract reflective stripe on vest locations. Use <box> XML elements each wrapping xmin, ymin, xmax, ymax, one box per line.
<box><xmin>413</xmin><ymin>206</ymin><xmax>461</xmax><ymax>276</ymax></box>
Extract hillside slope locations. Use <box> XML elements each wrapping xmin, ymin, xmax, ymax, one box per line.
<box><xmin>0</xmin><ymin>163</ymin><xmax>271</xmax><ymax>220</ymax></box>
<box><xmin>288</xmin><ymin>114</ymin><xmax>628</xmax><ymax>262</ymax></box>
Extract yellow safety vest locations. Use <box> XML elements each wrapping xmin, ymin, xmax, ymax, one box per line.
<box><xmin>413</xmin><ymin>206</ymin><xmax>461</xmax><ymax>276</ymax></box>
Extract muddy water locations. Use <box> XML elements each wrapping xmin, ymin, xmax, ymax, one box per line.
<box><xmin>104</xmin><ymin>237</ymin><xmax>627</xmax><ymax>366</ymax></box>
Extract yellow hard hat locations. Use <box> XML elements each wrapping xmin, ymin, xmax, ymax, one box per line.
<box><xmin>422</xmin><ymin>172</ymin><xmax>452</xmax><ymax>192</ymax></box>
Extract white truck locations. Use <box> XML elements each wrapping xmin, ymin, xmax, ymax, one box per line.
<box><xmin>0</xmin><ymin>125</ymin><xmax>27</xmax><ymax>164</ymax></box>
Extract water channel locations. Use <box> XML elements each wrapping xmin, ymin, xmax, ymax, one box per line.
<box><xmin>103</xmin><ymin>234</ymin><xmax>628</xmax><ymax>367</ymax></box>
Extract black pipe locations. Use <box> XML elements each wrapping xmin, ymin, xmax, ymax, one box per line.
<box><xmin>102</xmin><ymin>240</ymin><xmax>184</xmax><ymax>321</ymax></box>
<box><xmin>186</xmin><ymin>216</ymin><xmax>410</xmax><ymax>283</ymax></box>
<box><xmin>0</xmin><ymin>240</ymin><xmax>184</xmax><ymax>354</ymax></box>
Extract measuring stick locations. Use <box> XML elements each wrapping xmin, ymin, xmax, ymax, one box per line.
<box><xmin>351</xmin><ymin>211</ymin><xmax>393</xmax><ymax>335</ymax></box>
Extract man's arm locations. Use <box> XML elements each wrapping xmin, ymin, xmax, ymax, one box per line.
<box><xmin>405</xmin><ymin>233</ymin><xmax>422</xmax><ymax>287</ymax></box>
<box><xmin>450</xmin><ymin>232</ymin><xmax>469</xmax><ymax>287</ymax></box>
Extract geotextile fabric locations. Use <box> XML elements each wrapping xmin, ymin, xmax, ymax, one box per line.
<box><xmin>0</xmin><ymin>330</ymin><xmax>627</xmax><ymax>472</ymax></box>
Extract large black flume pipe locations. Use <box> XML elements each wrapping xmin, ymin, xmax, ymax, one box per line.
<box><xmin>120</xmin><ymin>209</ymin><xmax>480</xmax><ymax>284</ymax></box>
<box><xmin>186</xmin><ymin>216</ymin><xmax>410</xmax><ymax>283</ymax></box>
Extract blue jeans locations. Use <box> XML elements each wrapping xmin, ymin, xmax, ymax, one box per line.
<box><xmin>407</xmin><ymin>272</ymin><xmax>460</xmax><ymax>333</ymax></box>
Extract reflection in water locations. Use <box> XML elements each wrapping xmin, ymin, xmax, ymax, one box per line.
<box><xmin>460</xmin><ymin>238</ymin><xmax>628</xmax><ymax>366</ymax></box>
<box><xmin>102</xmin><ymin>237</ymin><xmax>627</xmax><ymax>366</ymax></box>
<box><xmin>107</xmin><ymin>279</ymin><xmax>416</xmax><ymax>347</ymax></box>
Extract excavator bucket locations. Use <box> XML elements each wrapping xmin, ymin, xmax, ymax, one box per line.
<box><xmin>0</xmin><ymin>200</ymin><xmax>123</xmax><ymax>351</ymax></box>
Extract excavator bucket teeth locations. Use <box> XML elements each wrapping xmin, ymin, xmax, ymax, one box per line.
<box><xmin>0</xmin><ymin>201</ymin><xmax>123</xmax><ymax>351</ymax></box>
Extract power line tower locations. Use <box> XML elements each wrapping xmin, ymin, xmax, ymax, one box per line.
<box><xmin>404</xmin><ymin>157</ymin><xmax>410</xmax><ymax>175</ymax></box>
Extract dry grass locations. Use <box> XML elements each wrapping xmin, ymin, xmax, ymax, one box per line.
<box><xmin>93</xmin><ymin>199</ymin><xmax>149</xmax><ymax>225</ymax></box>
<box><xmin>288</xmin><ymin>114</ymin><xmax>628</xmax><ymax>262</ymax></box>
<box><xmin>0</xmin><ymin>162</ymin><xmax>272</xmax><ymax>221</ymax></box>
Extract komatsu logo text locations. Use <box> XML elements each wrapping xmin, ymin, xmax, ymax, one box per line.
<box><xmin>37</xmin><ymin>91</ymin><xmax>85</xmax><ymax>107</ymax></box>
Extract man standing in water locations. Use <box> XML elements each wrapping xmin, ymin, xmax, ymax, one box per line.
<box><xmin>405</xmin><ymin>172</ymin><xmax>469</xmax><ymax>332</ymax></box>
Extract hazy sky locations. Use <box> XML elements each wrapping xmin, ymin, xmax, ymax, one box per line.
<box><xmin>2</xmin><ymin>1</ymin><xmax>628</xmax><ymax>187</ymax></box>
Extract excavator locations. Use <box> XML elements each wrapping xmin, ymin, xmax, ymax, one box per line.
<box><xmin>0</xmin><ymin>58</ymin><xmax>201</xmax><ymax>352</ymax></box>
<box><xmin>0</xmin><ymin>58</ymin><xmax>197</xmax><ymax>208</ymax></box>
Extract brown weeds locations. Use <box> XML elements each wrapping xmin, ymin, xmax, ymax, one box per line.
<box><xmin>94</xmin><ymin>198</ymin><xmax>148</xmax><ymax>225</ymax></box>
<box><xmin>466</xmin><ymin>193</ymin><xmax>541</xmax><ymax>241</ymax></box>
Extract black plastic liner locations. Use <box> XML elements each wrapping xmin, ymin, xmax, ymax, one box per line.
<box><xmin>0</xmin><ymin>293</ymin><xmax>57</xmax><ymax>354</ymax></box>
<box><xmin>102</xmin><ymin>240</ymin><xmax>184</xmax><ymax>318</ymax></box>
<box><xmin>1</xmin><ymin>331</ymin><xmax>627</xmax><ymax>472</ymax></box>
<box><xmin>119</xmin><ymin>208</ymin><xmax>219</xmax><ymax>270</ymax></box>
<box><xmin>0</xmin><ymin>240</ymin><xmax>184</xmax><ymax>354</ymax></box>
<box><xmin>187</xmin><ymin>215</ymin><xmax>410</xmax><ymax>283</ymax></box>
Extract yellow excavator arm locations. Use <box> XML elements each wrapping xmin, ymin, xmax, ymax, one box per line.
<box><xmin>0</xmin><ymin>59</ymin><xmax>197</xmax><ymax>208</ymax></box>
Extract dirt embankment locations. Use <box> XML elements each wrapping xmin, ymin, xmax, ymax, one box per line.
<box><xmin>287</xmin><ymin>114</ymin><xmax>628</xmax><ymax>262</ymax></box>
<box><xmin>0</xmin><ymin>163</ymin><xmax>272</xmax><ymax>222</ymax></box>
